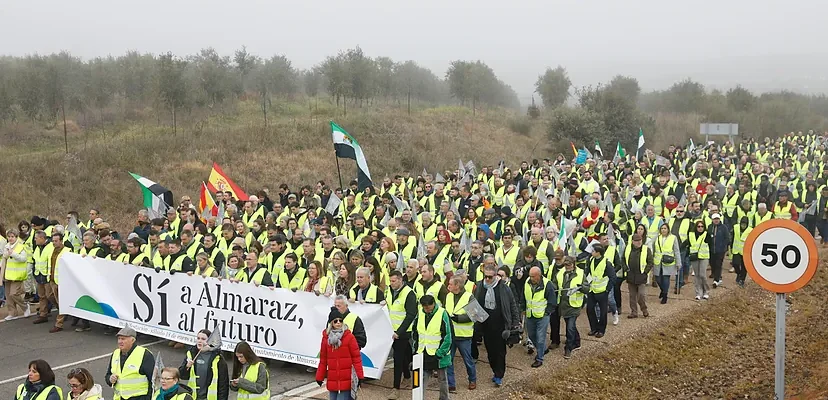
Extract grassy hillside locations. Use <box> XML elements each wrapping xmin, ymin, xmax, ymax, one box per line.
<box><xmin>0</xmin><ymin>99</ymin><xmax>544</xmax><ymax>231</ymax></box>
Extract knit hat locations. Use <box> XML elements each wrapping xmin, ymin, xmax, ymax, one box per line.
<box><xmin>327</xmin><ymin>307</ymin><xmax>344</xmax><ymax>324</ymax></box>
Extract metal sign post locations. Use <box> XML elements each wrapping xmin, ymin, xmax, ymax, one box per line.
<box><xmin>743</xmin><ymin>220</ymin><xmax>818</xmax><ymax>399</ymax></box>
<box><xmin>774</xmin><ymin>293</ymin><xmax>785</xmax><ymax>399</ymax></box>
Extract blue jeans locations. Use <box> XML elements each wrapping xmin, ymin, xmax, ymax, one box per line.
<box><xmin>657</xmin><ymin>272</ymin><xmax>671</xmax><ymax>299</ymax></box>
<box><xmin>525</xmin><ymin>315</ymin><xmax>549</xmax><ymax>362</ymax></box>
<box><xmin>448</xmin><ymin>337</ymin><xmax>476</xmax><ymax>386</ymax></box>
<box><xmin>328</xmin><ymin>390</ymin><xmax>350</xmax><ymax>400</ymax></box>
<box><xmin>564</xmin><ymin>316</ymin><xmax>580</xmax><ymax>351</ymax></box>
<box><xmin>607</xmin><ymin>285</ymin><xmax>618</xmax><ymax>315</ymax></box>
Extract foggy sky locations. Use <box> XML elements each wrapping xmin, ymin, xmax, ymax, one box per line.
<box><xmin>3</xmin><ymin>0</ymin><xmax>828</xmax><ymax>100</ymax></box>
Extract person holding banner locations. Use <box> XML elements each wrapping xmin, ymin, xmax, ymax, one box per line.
<box><xmin>179</xmin><ymin>329</ymin><xmax>229</xmax><ymax>400</ymax></box>
<box><xmin>153</xmin><ymin>368</ymin><xmax>194</xmax><ymax>400</ymax></box>
<box><xmin>235</xmin><ymin>250</ymin><xmax>273</xmax><ymax>287</ymax></box>
<box><xmin>105</xmin><ymin>327</ymin><xmax>155</xmax><ymax>400</ymax></box>
<box><xmin>302</xmin><ymin>260</ymin><xmax>334</xmax><ymax>297</ymax></box>
<box><xmin>315</xmin><ymin>309</ymin><xmax>365</xmax><ymax>400</ymax></box>
<box><xmin>413</xmin><ymin>294</ymin><xmax>452</xmax><ymax>400</ymax></box>
<box><xmin>230</xmin><ymin>342</ymin><xmax>269</xmax><ymax>400</ymax></box>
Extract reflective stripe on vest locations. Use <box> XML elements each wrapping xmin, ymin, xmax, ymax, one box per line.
<box><xmin>654</xmin><ymin>235</ymin><xmax>677</xmax><ymax>267</ymax></box>
<box><xmin>235</xmin><ymin>362</ymin><xmax>270</xmax><ymax>400</ymax></box>
<box><xmin>689</xmin><ymin>232</ymin><xmax>710</xmax><ymax>260</ymax></box>
<box><xmin>523</xmin><ymin>278</ymin><xmax>550</xmax><ymax>318</ymax></box>
<box><xmin>182</xmin><ymin>350</ymin><xmax>220</xmax><ymax>400</ymax></box>
<box><xmin>237</xmin><ymin>267</ymin><xmax>269</xmax><ymax>285</ymax></box>
<box><xmin>417</xmin><ymin>307</ymin><xmax>447</xmax><ymax>355</ymax></box>
<box><xmin>414</xmin><ymin>280</ymin><xmax>444</xmax><ymax>306</ymax></box>
<box><xmin>495</xmin><ymin>245</ymin><xmax>519</xmax><ymax>268</ymax></box>
<box><xmin>445</xmin><ymin>291</ymin><xmax>473</xmax><ymax>337</ymax></box>
<box><xmin>34</xmin><ymin>243</ymin><xmax>52</xmax><ymax>276</ymax></box>
<box><xmin>389</xmin><ymin>286</ymin><xmax>414</xmax><ymax>332</ymax></box>
<box><xmin>111</xmin><ymin>346</ymin><xmax>149</xmax><ymax>400</ymax></box>
<box><xmin>16</xmin><ymin>384</ymin><xmax>63</xmax><ymax>400</ymax></box>
<box><xmin>350</xmin><ymin>284</ymin><xmax>379</xmax><ymax>303</ymax></box>
<box><xmin>278</xmin><ymin>268</ymin><xmax>306</xmax><ymax>290</ymax></box>
<box><xmin>588</xmin><ymin>258</ymin><xmax>609</xmax><ymax>294</ymax></box>
<box><xmin>732</xmin><ymin>226</ymin><xmax>753</xmax><ymax>255</ymax></box>
<box><xmin>555</xmin><ymin>268</ymin><xmax>584</xmax><ymax>308</ymax></box>
<box><xmin>624</xmin><ymin>245</ymin><xmax>649</xmax><ymax>274</ymax></box>
<box><xmin>4</xmin><ymin>242</ymin><xmax>27</xmax><ymax>281</ymax></box>
<box><xmin>775</xmin><ymin>202</ymin><xmax>793</xmax><ymax>220</ymax></box>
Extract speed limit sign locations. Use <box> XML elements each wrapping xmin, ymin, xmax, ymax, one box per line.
<box><xmin>743</xmin><ymin>218</ymin><xmax>819</xmax><ymax>399</ymax></box>
<box><xmin>744</xmin><ymin>219</ymin><xmax>818</xmax><ymax>293</ymax></box>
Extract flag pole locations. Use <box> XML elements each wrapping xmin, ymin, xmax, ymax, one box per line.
<box><xmin>334</xmin><ymin>148</ymin><xmax>344</xmax><ymax>190</ymax></box>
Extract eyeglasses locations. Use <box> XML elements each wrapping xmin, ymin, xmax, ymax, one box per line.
<box><xmin>68</xmin><ymin>384</ymin><xmax>82</xmax><ymax>389</ymax></box>
<box><xmin>160</xmin><ymin>377</ymin><xmax>175</xmax><ymax>382</ymax></box>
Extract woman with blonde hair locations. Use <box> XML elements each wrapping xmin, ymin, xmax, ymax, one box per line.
<box><xmin>191</xmin><ymin>252</ymin><xmax>219</xmax><ymax>278</ymax></box>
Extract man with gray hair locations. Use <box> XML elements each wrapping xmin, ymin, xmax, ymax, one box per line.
<box><xmin>132</xmin><ymin>209</ymin><xmax>151</xmax><ymax>241</ymax></box>
<box><xmin>472</xmin><ymin>258</ymin><xmax>520</xmax><ymax>387</ymax></box>
<box><xmin>349</xmin><ymin>266</ymin><xmax>386</xmax><ymax>304</ymax></box>
<box><xmin>332</xmin><ymin>294</ymin><xmax>367</xmax><ymax>348</ymax></box>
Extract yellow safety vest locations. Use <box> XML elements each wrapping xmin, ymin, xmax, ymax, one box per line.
<box><xmin>588</xmin><ymin>257</ymin><xmax>609</xmax><ymax>293</ymax></box>
<box><xmin>528</xmin><ymin>240</ymin><xmax>550</xmax><ymax>268</ymax></box>
<box><xmin>668</xmin><ymin>218</ymin><xmax>691</xmax><ymax>243</ymax></box>
<box><xmin>33</xmin><ymin>243</ymin><xmax>53</xmax><ymax>276</ymax></box>
<box><xmin>182</xmin><ymin>350</ymin><xmax>220</xmax><ymax>400</ymax></box>
<box><xmin>4</xmin><ymin>241</ymin><xmax>27</xmax><ymax>281</ymax></box>
<box><xmin>689</xmin><ymin>232</ymin><xmax>710</xmax><ymax>260</ymax></box>
<box><xmin>15</xmin><ymin>384</ymin><xmax>63</xmax><ymax>400</ymax></box>
<box><xmin>495</xmin><ymin>244</ymin><xmax>519</xmax><ymax>269</ymax></box>
<box><xmin>343</xmin><ymin>312</ymin><xmax>360</xmax><ymax>333</ymax></box>
<box><xmin>642</xmin><ymin>217</ymin><xmax>661</xmax><ymax>243</ymax></box>
<box><xmin>388</xmin><ymin>286</ymin><xmax>414</xmax><ymax>332</ymax></box>
<box><xmin>414</xmin><ymin>280</ymin><xmax>444</xmax><ymax>305</ymax></box>
<box><xmin>523</xmin><ymin>278</ymin><xmax>550</xmax><ymax>317</ymax></box>
<box><xmin>168</xmin><ymin>254</ymin><xmax>188</xmax><ymax>272</ymax></box>
<box><xmin>555</xmin><ymin>268</ymin><xmax>584</xmax><ymax>308</ymax></box>
<box><xmin>198</xmin><ymin>266</ymin><xmax>216</xmax><ymax>277</ymax></box>
<box><xmin>417</xmin><ymin>307</ymin><xmax>447</xmax><ymax>355</ymax></box>
<box><xmin>624</xmin><ymin>245</ymin><xmax>649</xmax><ymax>274</ymax></box>
<box><xmin>444</xmin><ymin>291</ymin><xmax>474</xmax><ymax>337</ymax></box>
<box><xmin>46</xmin><ymin>246</ymin><xmax>72</xmax><ymax>284</ymax></box>
<box><xmin>235</xmin><ymin>362</ymin><xmax>270</xmax><ymax>400</ymax></box>
<box><xmin>110</xmin><ymin>346</ymin><xmax>150</xmax><ymax>400</ymax></box>
<box><xmin>350</xmin><ymin>284</ymin><xmax>379</xmax><ymax>303</ymax></box>
<box><xmin>774</xmin><ymin>202</ymin><xmax>794</xmax><ymax>220</ymax></box>
<box><xmin>277</xmin><ymin>267</ymin><xmax>306</xmax><ymax>290</ymax></box>
<box><xmin>723</xmin><ymin>194</ymin><xmax>739</xmax><ymax>218</ymax></box>
<box><xmin>301</xmin><ymin>275</ymin><xmax>331</xmax><ymax>293</ymax></box>
<box><xmin>732</xmin><ymin>226</ymin><xmax>753</xmax><ymax>255</ymax></box>
<box><xmin>654</xmin><ymin>235</ymin><xmax>677</xmax><ymax>267</ymax></box>
<box><xmin>106</xmin><ymin>253</ymin><xmax>129</xmax><ymax>263</ymax></box>
<box><xmin>753</xmin><ymin>211</ymin><xmax>773</xmax><ymax>227</ymax></box>
<box><xmin>236</xmin><ymin>267</ymin><xmax>270</xmax><ymax>285</ymax></box>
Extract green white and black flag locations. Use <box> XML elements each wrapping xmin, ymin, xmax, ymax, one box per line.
<box><xmin>129</xmin><ymin>172</ymin><xmax>173</xmax><ymax>219</ymax></box>
<box><xmin>332</xmin><ymin>121</ymin><xmax>373</xmax><ymax>191</ymax></box>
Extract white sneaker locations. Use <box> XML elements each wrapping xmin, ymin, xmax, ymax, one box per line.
<box><xmin>3</xmin><ymin>315</ymin><xmax>15</xmax><ymax>321</ymax></box>
<box><xmin>702</xmin><ymin>294</ymin><xmax>710</xmax><ymax>300</ymax></box>
<box><xmin>728</xmin><ymin>268</ymin><xmax>735</xmax><ymax>273</ymax></box>
<box><xmin>691</xmin><ymin>271</ymin><xmax>695</xmax><ymax>276</ymax></box>
<box><xmin>23</xmin><ymin>308</ymin><xmax>32</xmax><ymax>318</ymax></box>
<box><xmin>712</xmin><ymin>281</ymin><xmax>718</xmax><ymax>288</ymax></box>
<box><xmin>694</xmin><ymin>296</ymin><xmax>701</xmax><ymax>300</ymax></box>
<box><xmin>612</xmin><ymin>313</ymin><xmax>619</xmax><ymax>326</ymax></box>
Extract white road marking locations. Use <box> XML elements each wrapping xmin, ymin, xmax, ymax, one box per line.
<box><xmin>0</xmin><ymin>339</ymin><xmax>165</xmax><ymax>386</ymax></box>
<box><xmin>272</xmin><ymin>361</ymin><xmax>391</xmax><ymax>399</ymax></box>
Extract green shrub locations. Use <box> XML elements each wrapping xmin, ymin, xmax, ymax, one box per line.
<box><xmin>509</xmin><ymin>117</ymin><xmax>532</xmax><ymax>136</ymax></box>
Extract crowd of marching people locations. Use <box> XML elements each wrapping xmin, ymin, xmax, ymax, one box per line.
<box><xmin>4</xmin><ymin>130</ymin><xmax>828</xmax><ymax>400</ymax></box>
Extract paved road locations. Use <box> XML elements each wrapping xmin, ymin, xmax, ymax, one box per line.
<box><xmin>0</xmin><ymin>314</ymin><xmax>317</xmax><ymax>400</ymax></box>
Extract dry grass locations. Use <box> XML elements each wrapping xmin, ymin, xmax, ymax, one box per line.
<box><xmin>523</xmin><ymin>250</ymin><xmax>828</xmax><ymax>399</ymax></box>
<box><xmin>0</xmin><ymin>99</ymin><xmax>541</xmax><ymax>231</ymax></box>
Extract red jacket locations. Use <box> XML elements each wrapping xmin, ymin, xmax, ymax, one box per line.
<box><xmin>315</xmin><ymin>329</ymin><xmax>364</xmax><ymax>392</ymax></box>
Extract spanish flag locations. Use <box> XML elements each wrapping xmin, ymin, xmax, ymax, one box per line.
<box><xmin>198</xmin><ymin>182</ymin><xmax>217</xmax><ymax>222</ymax></box>
<box><xmin>206</xmin><ymin>162</ymin><xmax>249</xmax><ymax>201</ymax></box>
<box><xmin>570</xmin><ymin>142</ymin><xmax>578</xmax><ymax>157</ymax></box>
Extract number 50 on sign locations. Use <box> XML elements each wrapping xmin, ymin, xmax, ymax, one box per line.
<box><xmin>744</xmin><ymin>219</ymin><xmax>818</xmax><ymax>293</ymax></box>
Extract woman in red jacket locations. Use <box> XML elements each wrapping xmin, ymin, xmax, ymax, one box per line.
<box><xmin>315</xmin><ymin>309</ymin><xmax>364</xmax><ymax>400</ymax></box>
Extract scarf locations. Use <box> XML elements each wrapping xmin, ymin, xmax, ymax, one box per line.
<box><xmin>156</xmin><ymin>384</ymin><xmax>179</xmax><ymax>400</ymax></box>
<box><xmin>328</xmin><ymin>327</ymin><xmax>344</xmax><ymax>349</ymax></box>
<box><xmin>304</xmin><ymin>276</ymin><xmax>319</xmax><ymax>292</ymax></box>
<box><xmin>482</xmin><ymin>276</ymin><xmax>500</xmax><ymax>309</ymax></box>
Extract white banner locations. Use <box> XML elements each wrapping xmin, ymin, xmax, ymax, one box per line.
<box><xmin>57</xmin><ymin>254</ymin><xmax>392</xmax><ymax>379</ymax></box>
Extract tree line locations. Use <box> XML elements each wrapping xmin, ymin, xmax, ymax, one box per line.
<box><xmin>0</xmin><ymin>46</ymin><xmax>523</xmax><ymax>133</ymax></box>
<box><xmin>533</xmin><ymin>66</ymin><xmax>828</xmax><ymax>152</ymax></box>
